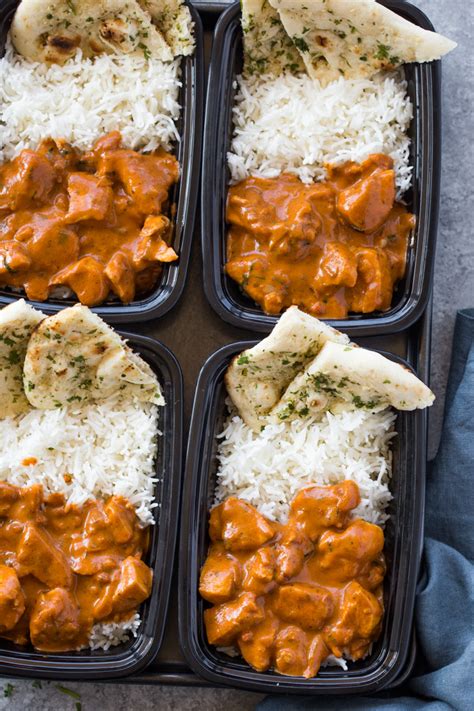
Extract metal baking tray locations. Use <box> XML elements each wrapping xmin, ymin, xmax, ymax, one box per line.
<box><xmin>201</xmin><ymin>0</ymin><xmax>441</xmax><ymax>336</ymax></box>
<box><xmin>0</xmin><ymin>0</ymin><xmax>204</xmax><ymax>323</ymax></box>
<box><xmin>0</xmin><ymin>1</ymin><xmax>434</xmax><ymax>692</ymax></box>
<box><xmin>0</xmin><ymin>333</ymin><xmax>184</xmax><ymax>680</ymax></box>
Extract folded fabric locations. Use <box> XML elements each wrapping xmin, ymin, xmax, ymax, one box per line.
<box><xmin>258</xmin><ymin>308</ymin><xmax>474</xmax><ymax>711</ymax></box>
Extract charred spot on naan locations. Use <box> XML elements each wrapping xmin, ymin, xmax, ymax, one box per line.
<box><xmin>39</xmin><ymin>32</ymin><xmax>82</xmax><ymax>62</ymax></box>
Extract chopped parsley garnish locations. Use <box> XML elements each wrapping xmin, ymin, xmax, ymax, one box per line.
<box><xmin>310</xmin><ymin>373</ymin><xmax>340</xmax><ymax>396</ymax></box>
<box><xmin>3</xmin><ymin>683</ymin><xmax>14</xmax><ymax>698</ymax></box>
<box><xmin>237</xmin><ymin>355</ymin><xmax>250</xmax><ymax>365</ymax></box>
<box><xmin>3</xmin><ymin>257</ymin><xmax>15</xmax><ymax>274</ymax></box>
<box><xmin>7</xmin><ymin>349</ymin><xmax>20</xmax><ymax>365</ymax></box>
<box><xmin>292</xmin><ymin>36</ymin><xmax>309</xmax><ymax>53</ymax></box>
<box><xmin>66</xmin><ymin>0</ymin><xmax>77</xmax><ymax>15</ymax></box>
<box><xmin>352</xmin><ymin>395</ymin><xmax>380</xmax><ymax>409</ymax></box>
<box><xmin>138</xmin><ymin>42</ymin><xmax>151</xmax><ymax>60</ymax></box>
<box><xmin>374</xmin><ymin>43</ymin><xmax>390</xmax><ymax>61</ymax></box>
<box><xmin>55</xmin><ymin>685</ymin><xmax>81</xmax><ymax>701</ymax></box>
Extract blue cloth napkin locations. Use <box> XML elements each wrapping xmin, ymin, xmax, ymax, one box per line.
<box><xmin>258</xmin><ymin>308</ymin><xmax>474</xmax><ymax>711</ymax></box>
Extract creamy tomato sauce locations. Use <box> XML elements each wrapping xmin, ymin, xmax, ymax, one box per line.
<box><xmin>0</xmin><ymin>482</ymin><xmax>152</xmax><ymax>652</ymax></box>
<box><xmin>0</xmin><ymin>131</ymin><xmax>179</xmax><ymax>306</ymax></box>
<box><xmin>200</xmin><ymin>481</ymin><xmax>385</xmax><ymax>678</ymax></box>
<box><xmin>226</xmin><ymin>154</ymin><xmax>415</xmax><ymax>318</ymax></box>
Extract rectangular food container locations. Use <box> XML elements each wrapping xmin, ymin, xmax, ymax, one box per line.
<box><xmin>179</xmin><ymin>340</ymin><xmax>427</xmax><ymax>693</ymax></box>
<box><xmin>0</xmin><ymin>0</ymin><xmax>204</xmax><ymax>324</ymax></box>
<box><xmin>0</xmin><ymin>333</ymin><xmax>183</xmax><ymax>680</ymax></box>
<box><xmin>201</xmin><ymin>0</ymin><xmax>441</xmax><ymax>336</ymax></box>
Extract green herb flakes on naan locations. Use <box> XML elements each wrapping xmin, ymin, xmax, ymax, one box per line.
<box><xmin>241</xmin><ymin>0</ymin><xmax>305</xmax><ymax>76</ymax></box>
<box><xmin>23</xmin><ymin>304</ymin><xmax>163</xmax><ymax>409</ymax></box>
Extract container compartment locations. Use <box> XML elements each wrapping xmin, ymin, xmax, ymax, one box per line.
<box><xmin>179</xmin><ymin>341</ymin><xmax>426</xmax><ymax>693</ymax></box>
<box><xmin>0</xmin><ymin>0</ymin><xmax>204</xmax><ymax>323</ymax></box>
<box><xmin>0</xmin><ymin>333</ymin><xmax>183</xmax><ymax>680</ymax></box>
<box><xmin>201</xmin><ymin>0</ymin><xmax>441</xmax><ymax>335</ymax></box>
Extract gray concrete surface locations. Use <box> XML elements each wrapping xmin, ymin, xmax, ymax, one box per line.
<box><xmin>1</xmin><ymin>0</ymin><xmax>472</xmax><ymax>709</ymax></box>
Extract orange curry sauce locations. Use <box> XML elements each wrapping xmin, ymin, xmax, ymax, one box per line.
<box><xmin>200</xmin><ymin>481</ymin><xmax>385</xmax><ymax>678</ymax></box>
<box><xmin>0</xmin><ymin>131</ymin><xmax>179</xmax><ymax>306</ymax></box>
<box><xmin>226</xmin><ymin>154</ymin><xmax>415</xmax><ymax>318</ymax></box>
<box><xmin>0</xmin><ymin>482</ymin><xmax>152</xmax><ymax>652</ymax></box>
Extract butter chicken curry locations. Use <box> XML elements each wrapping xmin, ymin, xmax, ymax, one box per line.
<box><xmin>0</xmin><ymin>482</ymin><xmax>152</xmax><ymax>652</ymax></box>
<box><xmin>199</xmin><ymin>480</ymin><xmax>385</xmax><ymax>678</ymax></box>
<box><xmin>0</xmin><ymin>131</ymin><xmax>179</xmax><ymax>306</ymax></box>
<box><xmin>226</xmin><ymin>154</ymin><xmax>415</xmax><ymax>318</ymax></box>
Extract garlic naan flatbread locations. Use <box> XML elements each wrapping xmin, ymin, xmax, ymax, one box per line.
<box><xmin>0</xmin><ymin>300</ymin><xmax>44</xmax><ymax>418</ymax></box>
<box><xmin>11</xmin><ymin>0</ymin><xmax>173</xmax><ymax>64</ymax></box>
<box><xmin>241</xmin><ymin>0</ymin><xmax>304</xmax><ymax>75</ymax></box>
<box><xmin>225</xmin><ymin>306</ymin><xmax>348</xmax><ymax>431</ymax></box>
<box><xmin>138</xmin><ymin>0</ymin><xmax>195</xmax><ymax>56</ymax></box>
<box><xmin>23</xmin><ymin>304</ymin><xmax>163</xmax><ymax>409</ymax></box>
<box><xmin>271</xmin><ymin>340</ymin><xmax>434</xmax><ymax>423</ymax></box>
<box><xmin>269</xmin><ymin>0</ymin><xmax>456</xmax><ymax>84</ymax></box>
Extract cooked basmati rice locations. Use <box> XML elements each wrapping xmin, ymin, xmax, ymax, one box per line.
<box><xmin>0</xmin><ymin>397</ymin><xmax>160</xmax><ymax>526</ymax></box>
<box><xmin>215</xmin><ymin>406</ymin><xmax>397</xmax><ymax>525</ymax></box>
<box><xmin>0</xmin><ymin>38</ymin><xmax>181</xmax><ymax>160</ymax></box>
<box><xmin>88</xmin><ymin>613</ymin><xmax>142</xmax><ymax>652</ymax></box>
<box><xmin>228</xmin><ymin>71</ymin><xmax>413</xmax><ymax>197</ymax></box>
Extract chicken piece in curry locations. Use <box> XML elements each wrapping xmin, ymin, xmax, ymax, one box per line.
<box><xmin>226</xmin><ymin>154</ymin><xmax>415</xmax><ymax>318</ymax></box>
<box><xmin>199</xmin><ymin>480</ymin><xmax>385</xmax><ymax>678</ymax></box>
<box><xmin>0</xmin><ymin>481</ymin><xmax>152</xmax><ymax>652</ymax></box>
<box><xmin>0</xmin><ymin>131</ymin><xmax>179</xmax><ymax>306</ymax></box>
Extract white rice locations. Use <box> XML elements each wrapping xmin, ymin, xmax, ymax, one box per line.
<box><xmin>215</xmin><ymin>406</ymin><xmax>397</xmax><ymax>526</ymax></box>
<box><xmin>0</xmin><ymin>38</ymin><xmax>182</xmax><ymax>160</ymax></box>
<box><xmin>88</xmin><ymin>613</ymin><xmax>142</xmax><ymax>652</ymax></box>
<box><xmin>0</xmin><ymin>397</ymin><xmax>160</xmax><ymax>526</ymax></box>
<box><xmin>228</xmin><ymin>71</ymin><xmax>413</xmax><ymax>197</ymax></box>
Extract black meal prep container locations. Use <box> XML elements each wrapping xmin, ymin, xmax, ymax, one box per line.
<box><xmin>201</xmin><ymin>0</ymin><xmax>441</xmax><ymax>336</ymax></box>
<box><xmin>0</xmin><ymin>0</ymin><xmax>204</xmax><ymax>324</ymax></box>
<box><xmin>0</xmin><ymin>333</ymin><xmax>183</xmax><ymax>680</ymax></box>
<box><xmin>179</xmin><ymin>341</ymin><xmax>427</xmax><ymax>693</ymax></box>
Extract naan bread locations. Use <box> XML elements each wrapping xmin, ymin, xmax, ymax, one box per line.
<box><xmin>268</xmin><ymin>0</ymin><xmax>456</xmax><ymax>84</ymax></box>
<box><xmin>138</xmin><ymin>0</ymin><xmax>195</xmax><ymax>56</ymax></box>
<box><xmin>11</xmin><ymin>0</ymin><xmax>173</xmax><ymax>64</ymax></box>
<box><xmin>225</xmin><ymin>306</ymin><xmax>348</xmax><ymax>430</ymax></box>
<box><xmin>270</xmin><ymin>340</ymin><xmax>434</xmax><ymax>423</ymax></box>
<box><xmin>0</xmin><ymin>300</ymin><xmax>44</xmax><ymax>418</ymax></box>
<box><xmin>23</xmin><ymin>304</ymin><xmax>163</xmax><ymax>409</ymax></box>
<box><xmin>241</xmin><ymin>0</ymin><xmax>305</xmax><ymax>75</ymax></box>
